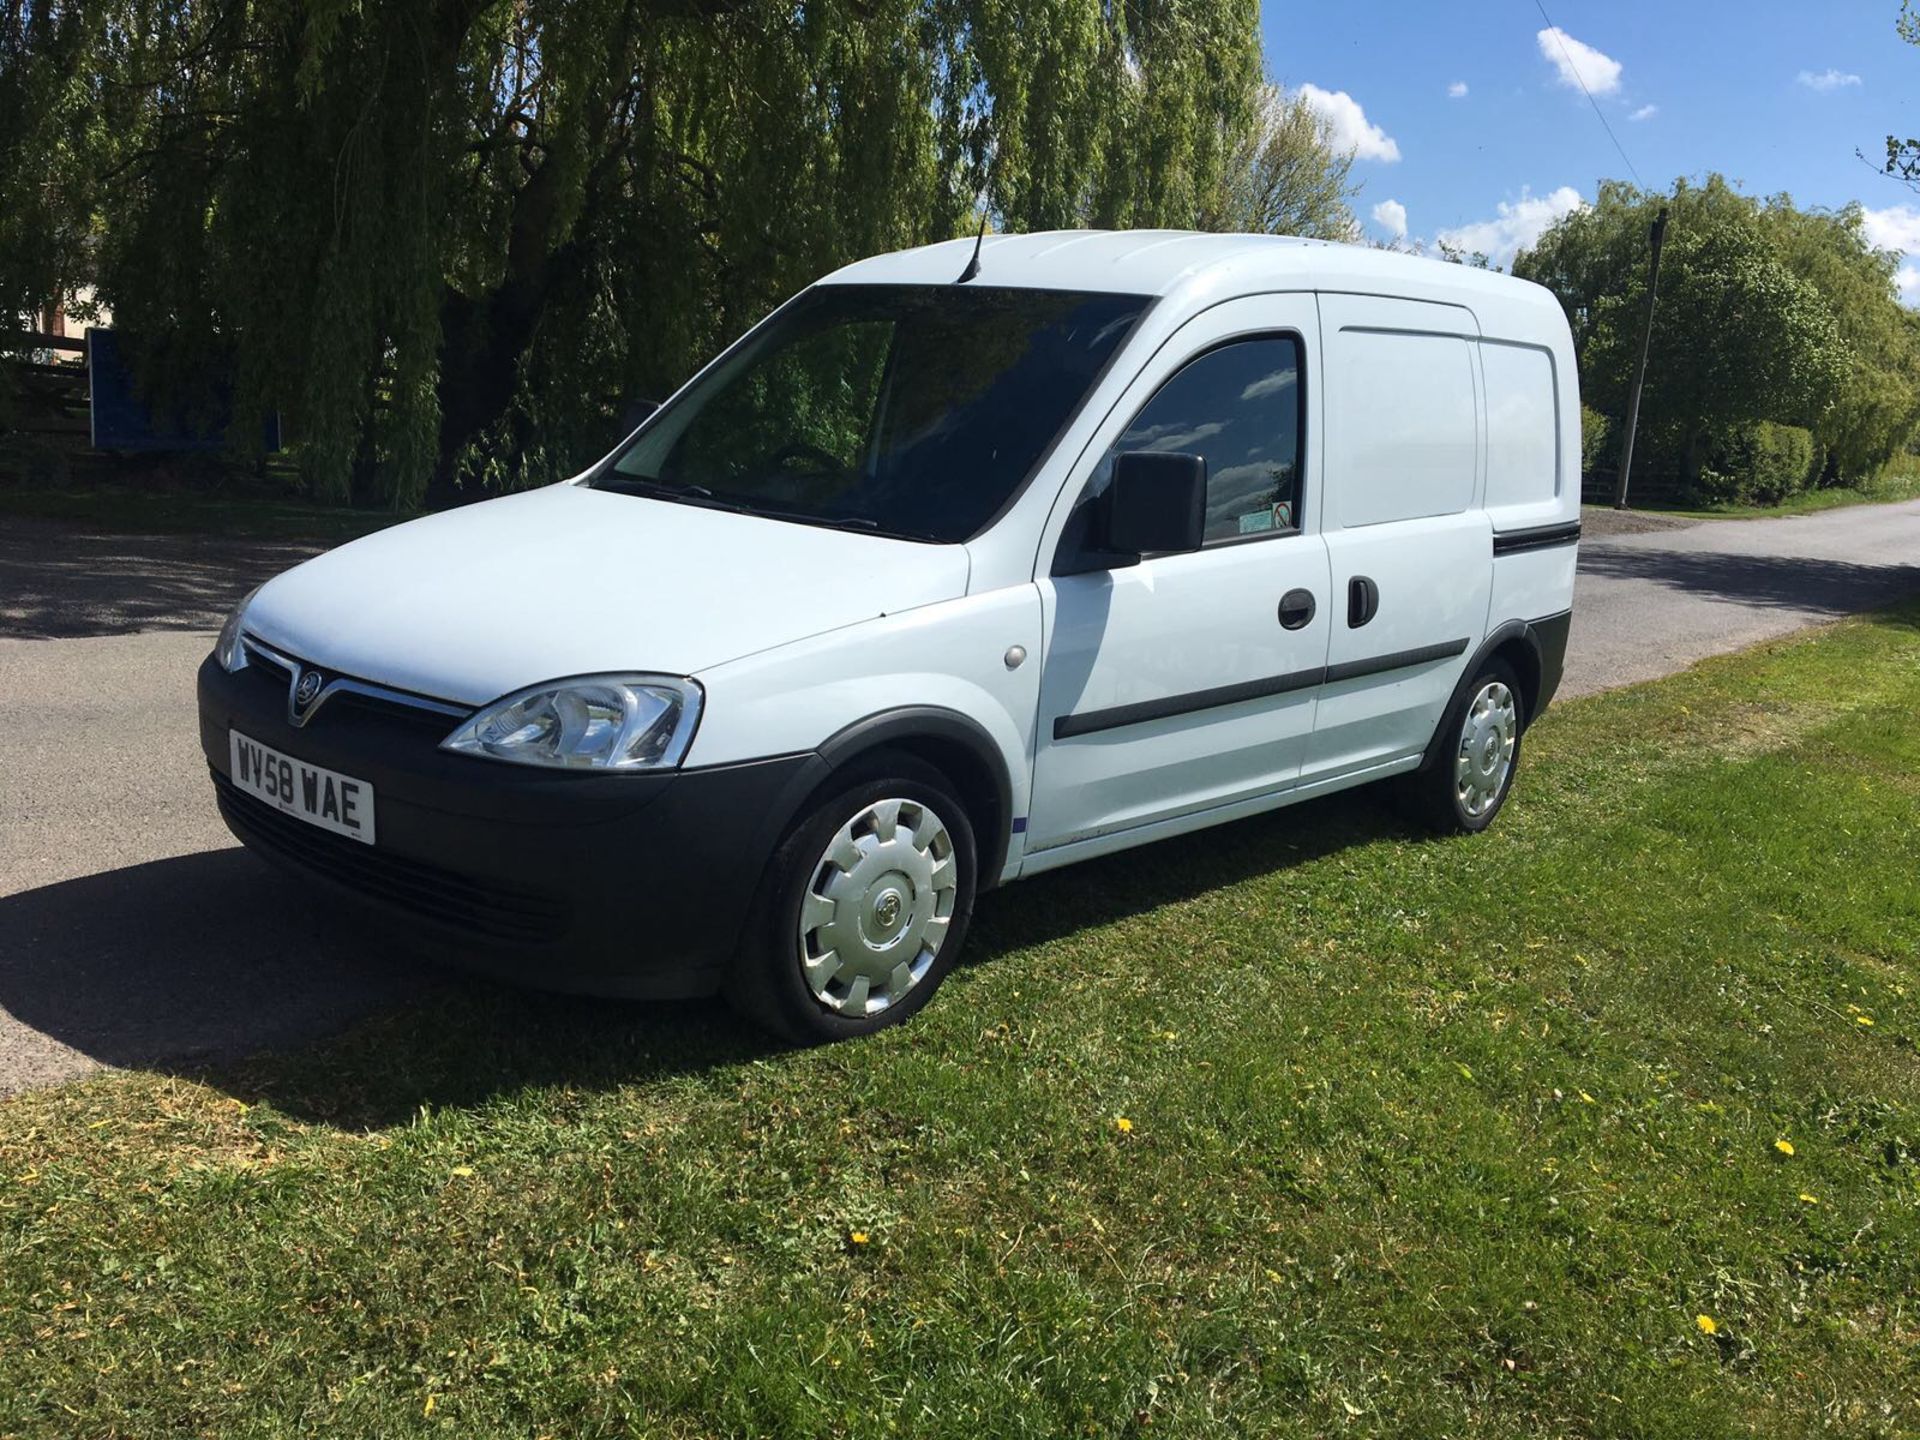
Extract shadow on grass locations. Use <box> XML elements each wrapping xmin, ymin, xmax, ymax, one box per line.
<box><xmin>0</xmin><ymin>788</ymin><xmax>1423</xmax><ymax>1129</ymax></box>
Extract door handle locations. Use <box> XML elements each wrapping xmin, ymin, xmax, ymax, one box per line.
<box><xmin>1348</xmin><ymin>575</ymin><xmax>1380</xmax><ymax>628</ymax></box>
<box><xmin>1277</xmin><ymin>588</ymin><xmax>1316</xmax><ymax>630</ymax></box>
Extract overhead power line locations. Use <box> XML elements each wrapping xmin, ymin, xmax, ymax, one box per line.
<box><xmin>1531</xmin><ymin>0</ymin><xmax>1644</xmax><ymax>188</ymax></box>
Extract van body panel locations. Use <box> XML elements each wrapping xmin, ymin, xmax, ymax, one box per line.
<box><xmin>1490</xmin><ymin>544</ymin><xmax>1581</xmax><ymax>650</ymax></box>
<box><xmin>687</xmin><ymin>586</ymin><xmax>1043</xmax><ymax>880</ymax></box>
<box><xmin>1308</xmin><ymin>295</ymin><xmax>1496</xmax><ymax>780</ymax></box>
<box><xmin>1023</xmin><ymin>292</ymin><xmax>1332</xmax><ymax>852</ymax></box>
<box><xmin>243</xmin><ymin>481</ymin><xmax>971</xmax><ymax>705</ymax></box>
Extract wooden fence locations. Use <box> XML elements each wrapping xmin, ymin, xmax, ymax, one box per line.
<box><xmin>1580</xmin><ymin>465</ymin><xmax>1688</xmax><ymax>508</ymax></box>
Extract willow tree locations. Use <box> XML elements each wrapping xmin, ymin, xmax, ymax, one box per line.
<box><xmin>1204</xmin><ymin>84</ymin><xmax>1359</xmax><ymax>241</ymax></box>
<box><xmin>1</xmin><ymin>0</ymin><xmax>1261</xmax><ymax>505</ymax></box>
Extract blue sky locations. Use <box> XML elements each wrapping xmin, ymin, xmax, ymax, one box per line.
<box><xmin>1262</xmin><ymin>1</ymin><xmax>1920</xmax><ymax>295</ymax></box>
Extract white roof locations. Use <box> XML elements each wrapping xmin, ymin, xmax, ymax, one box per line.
<box><xmin>820</xmin><ymin>229</ymin><xmax>1563</xmax><ymax>338</ymax></box>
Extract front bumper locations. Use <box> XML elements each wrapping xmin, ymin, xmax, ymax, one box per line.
<box><xmin>197</xmin><ymin>652</ymin><xmax>826</xmax><ymax>997</ymax></box>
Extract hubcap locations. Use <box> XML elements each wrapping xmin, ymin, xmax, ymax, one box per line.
<box><xmin>1454</xmin><ymin>680</ymin><xmax>1517</xmax><ymax>819</ymax></box>
<box><xmin>798</xmin><ymin>797</ymin><xmax>958</xmax><ymax>1017</ymax></box>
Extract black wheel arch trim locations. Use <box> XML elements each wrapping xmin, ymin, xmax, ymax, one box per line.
<box><xmin>780</xmin><ymin>706</ymin><xmax>1018</xmax><ymax>891</ymax></box>
<box><xmin>1417</xmin><ymin>612</ymin><xmax>1571</xmax><ymax>773</ymax></box>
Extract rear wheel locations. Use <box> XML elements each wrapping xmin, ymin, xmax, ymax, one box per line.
<box><xmin>729</xmin><ymin>754</ymin><xmax>976</xmax><ymax>1043</ymax></box>
<box><xmin>1412</xmin><ymin>659</ymin><xmax>1524</xmax><ymax>834</ymax></box>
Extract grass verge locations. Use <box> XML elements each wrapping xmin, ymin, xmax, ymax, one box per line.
<box><xmin>3</xmin><ymin>606</ymin><xmax>1919</xmax><ymax>1437</ymax></box>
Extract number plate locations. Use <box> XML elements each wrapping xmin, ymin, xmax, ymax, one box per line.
<box><xmin>228</xmin><ymin>730</ymin><xmax>377</xmax><ymax>845</ymax></box>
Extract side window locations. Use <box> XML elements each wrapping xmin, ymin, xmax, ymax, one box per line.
<box><xmin>1061</xmin><ymin>336</ymin><xmax>1304</xmax><ymax>563</ymax></box>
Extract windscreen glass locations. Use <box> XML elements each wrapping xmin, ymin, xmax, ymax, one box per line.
<box><xmin>595</xmin><ymin>284</ymin><xmax>1150</xmax><ymax>542</ymax></box>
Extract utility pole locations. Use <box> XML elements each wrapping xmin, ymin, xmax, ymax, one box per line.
<box><xmin>1613</xmin><ymin>206</ymin><xmax>1669</xmax><ymax>510</ymax></box>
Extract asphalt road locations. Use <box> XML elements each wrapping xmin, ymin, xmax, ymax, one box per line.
<box><xmin>4</xmin><ymin>499</ymin><xmax>1919</xmax><ymax>1095</ymax></box>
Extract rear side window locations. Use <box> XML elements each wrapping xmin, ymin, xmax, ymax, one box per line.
<box><xmin>1328</xmin><ymin>329</ymin><xmax>1476</xmax><ymax>527</ymax></box>
<box><xmin>1481</xmin><ymin>342</ymin><xmax>1559</xmax><ymax>509</ymax></box>
<box><xmin>1076</xmin><ymin>336</ymin><xmax>1305</xmax><ymax>549</ymax></box>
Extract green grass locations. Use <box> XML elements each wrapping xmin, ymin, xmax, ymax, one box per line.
<box><xmin>4</xmin><ymin>608</ymin><xmax>1920</xmax><ymax>1437</ymax></box>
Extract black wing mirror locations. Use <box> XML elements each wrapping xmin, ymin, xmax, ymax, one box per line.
<box><xmin>1105</xmin><ymin>451</ymin><xmax>1207</xmax><ymax>557</ymax></box>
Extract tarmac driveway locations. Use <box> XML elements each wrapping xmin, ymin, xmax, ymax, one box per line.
<box><xmin>3</xmin><ymin>499</ymin><xmax>1919</xmax><ymax>1095</ymax></box>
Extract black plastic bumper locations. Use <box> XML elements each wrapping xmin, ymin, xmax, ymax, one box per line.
<box><xmin>1529</xmin><ymin>609</ymin><xmax>1573</xmax><ymax>718</ymax></box>
<box><xmin>198</xmin><ymin>654</ymin><xmax>828</xmax><ymax>997</ymax></box>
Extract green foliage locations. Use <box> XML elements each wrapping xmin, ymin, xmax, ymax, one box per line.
<box><xmin>1579</xmin><ymin>403</ymin><xmax>1612</xmax><ymax>473</ymax></box>
<box><xmin>1204</xmin><ymin>84</ymin><xmax>1359</xmax><ymax>239</ymax></box>
<box><xmin>2</xmin><ymin>0</ymin><xmax>1266</xmax><ymax>506</ymax></box>
<box><xmin>1686</xmin><ymin>420</ymin><xmax>1817</xmax><ymax>506</ymax></box>
<box><xmin>1517</xmin><ymin>175</ymin><xmax>1920</xmax><ymax>501</ymax></box>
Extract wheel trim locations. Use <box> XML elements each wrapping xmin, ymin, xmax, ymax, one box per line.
<box><xmin>1453</xmin><ymin>681</ymin><xmax>1517</xmax><ymax>819</ymax></box>
<box><xmin>798</xmin><ymin>796</ymin><xmax>957</xmax><ymax>1017</ymax></box>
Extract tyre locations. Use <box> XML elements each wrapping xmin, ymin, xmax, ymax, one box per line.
<box><xmin>728</xmin><ymin>752</ymin><xmax>977</xmax><ymax>1043</ymax></box>
<box><xmin>1411</xmin><ymin>658</ymin><xmax>1525</xmax><ymax>834</ymax></box>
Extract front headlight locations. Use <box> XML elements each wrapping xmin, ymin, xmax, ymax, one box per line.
<box><xmin>214</xmin><ymin>585</ymin><xmax>261</xmax><ymax>672</ymax></box>
<box><xmin>440</xmin><ymin>675</ymin><xmax>703</xmax><ymax>771</ymax></box>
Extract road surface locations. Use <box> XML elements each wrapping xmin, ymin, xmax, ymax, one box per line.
<box><xmin>4</xmin><ymin>499</ymin><xmax>1919</xmax><ymax>1094</ymax></box>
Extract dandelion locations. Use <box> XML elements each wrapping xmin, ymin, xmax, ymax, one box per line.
<box><xmin>849</xmin><ymin>1231</ymin><xmax>870</xmax><ymax>1246</ymax></box>
<box><xmin>423</xmin><ymin>1394</ymin><xmax>438</xmax><ymax>1416</ymax></box>
<box><xmin>1578</xmin><ymin>1090</ymin><xmax>1596</xmax><ymax>1105</ymax></box>
<box><xmin>1856</xmin><ymin>1015</ymin><xmax>1874</xmax><ymax>1027</ymax></box>
<box><xmin>1696</xmin><ymin>1314</ymin><xmax>1718</xmax><ymax>1336</ymax></box>
<box><xmin>1798</xmin><ymin>1193</ymin><xmax>1819</xmax><ymax>1205</ymax></box>
<box><xmin>1113</xmin><ymin>1116</ymin><xmax>1134</xmax><ymax>1134</ymax></box>
<box><xmin>1773</xmin><ymin>1139</ymin><xmax>1794</xmax><ymax>1157</ymax></box>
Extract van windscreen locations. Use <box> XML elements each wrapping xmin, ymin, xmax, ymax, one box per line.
<box><xmin>594</xmin><ymin>284</ymin><xmax>1150</xmax><ymax>543</ymax></box>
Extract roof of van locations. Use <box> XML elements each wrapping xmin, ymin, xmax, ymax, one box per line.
<box><xmin>819</xmin><ymin>229</ymin><xmax>1564</xmax><ymax>333</ymax></box>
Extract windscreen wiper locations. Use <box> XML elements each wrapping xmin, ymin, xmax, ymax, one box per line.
<box><xmin>598</xmin><ymin>476</ymin><xmax>749</xmax><ymax>512</ymax></box>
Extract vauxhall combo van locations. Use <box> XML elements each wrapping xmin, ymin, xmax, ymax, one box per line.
<box><xmin>200</xmin><ymin>230</ymin><xmax>1580</xmax><ymax>1041</ymax></box>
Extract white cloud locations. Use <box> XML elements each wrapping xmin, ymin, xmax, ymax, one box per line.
<box><xmin>1797</xmin><ymin>68</ymin><xmax>1862</xmax><ymax>92</ymax></box>
<box><xmin>1240</xmin><ymin>366</ymin><xmax>1299</xmax><ymax>402</ymax></box>
<box><xmin>1629</xmin><ymin>104</ymin><xmax>1658</xmax><ymax>122</ymax></box>
<box><xmin>1860</xmin><ymin>206</ymin><xmax>1920</xmax><ymax>305</ymax></box>
<box><xmin>1371</xmin><ymin>198</ymin><xmax>1409</xmax><ymax>240</ymax></box>
<box><xmin>1435</xmin><ymin>185</ymin><xmax>1587</xmax><ymax>269</ymax></box>
<box><xmin>1295</xmin><ymin>83</ymin><xmax>1401</xmax><ymax>163</ymax></box>
<box><xmin>1860</xmin><ymin>203</ymin><xmax>1920</xmax><ymax>254</ymax></box>
<box><xmin>1536</xmin><ymin>27</ymin><xmax>1623</xmax><ymax>97</ymax></box>
<box><xmin>1448</xmin><ymin>81</ymin><xmax>1469</xmax><ymax>99</ymax></box>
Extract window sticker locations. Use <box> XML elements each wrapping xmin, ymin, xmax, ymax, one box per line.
<box><xmin>1272</xmin><ymin>500</ymin><xmax>1294</xmax><ymax>530</ymax></box>
<box><xmin>1237</xmin><ymin>508</ymin><xmax>1275</xmax><ymax>536</ymax></box>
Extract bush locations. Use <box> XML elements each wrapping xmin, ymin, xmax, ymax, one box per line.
<box><xmin>1580</xmin><ymin>405</ymin><xmax>1613</xmax><ymax>475</ymax></box>
<box><xmin>1683</xmin><ymin>420</ymin><xmax>1817</xmax><ymax>505</ymax></box>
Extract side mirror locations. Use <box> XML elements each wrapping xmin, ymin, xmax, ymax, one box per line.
<box><xmin>1105</xmin><ymin>451</ymin><xmax>1207</xmax><ymax>557</ymax></box>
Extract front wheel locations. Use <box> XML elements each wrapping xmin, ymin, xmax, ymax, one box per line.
<box><xmin>728</xmin><ymin>754</ymin><xmax>976</xmax><ymax>1043</ymax></box>
<box><xmin>1411</xmin><ymin>660</ymin><xmax>1524</xmax><ymax>834</ymax></box>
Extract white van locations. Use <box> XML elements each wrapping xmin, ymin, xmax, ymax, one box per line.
<box><xmin>201</xmin><ymin>231</ymin><xmax>1579</xmax><ymax>1040</ymax></box>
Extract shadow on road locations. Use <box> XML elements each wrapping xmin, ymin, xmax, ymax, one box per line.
<box><xmin>0</xmin><ymin>849</ymin><xmax>450</xmax><ymax>1092</ymax></box>
<box><xmin>0</xmin><ymin>519</ymin><xmax>323</xmax><ymax>640</ymax></box>
<box><xmin>1578</xmin><ymin>545</ymin><xmax>1920</xmax><ymax>614</ymax></box>
<box><xmin>0</xmin><ymin>788</ymin><xmax>1423</xmax><ymax>1127</ymax></box>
